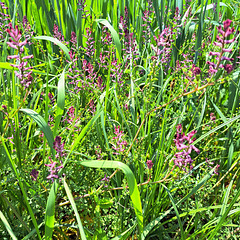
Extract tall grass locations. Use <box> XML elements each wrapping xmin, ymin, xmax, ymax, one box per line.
<box><xmin>0</xmin><ymin>0</ymin><xmax>240</xmax><ymax>239</ymax></box>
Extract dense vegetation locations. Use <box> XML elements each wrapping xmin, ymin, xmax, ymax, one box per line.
<box><xmin>0</xmin><ymin>0</ymin><xmax>240</xmax><ymax>239</ymax></box>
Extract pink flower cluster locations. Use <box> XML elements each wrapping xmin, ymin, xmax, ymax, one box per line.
<box><xmin>112</xmin><ymin>126</ymin><xmax>128</xmax><ymax>155</ymax></box>
<box><xmin>45</xmin><ymin>136</ymin><xmax>65</xmax><ymax>182</ymax></box>
<box><xmin>173</xmin><ymin>124</ymin><xmax>200</xmax><ymax>171</ymax></box>
<box><xmin>7</xmin><ymin>23</ymin><xmax>33</xmax><ymax>89</ymax></box>
<box><xmin>207</xmin><ymin>19</ymin><xmax>235</xmax><ymax>75</ymax></box>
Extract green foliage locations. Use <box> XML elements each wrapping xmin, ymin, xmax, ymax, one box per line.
<box><xmin>0</xmin><ymin>0</ymin><xmax>240</xmax><ymax>239</ymax></box>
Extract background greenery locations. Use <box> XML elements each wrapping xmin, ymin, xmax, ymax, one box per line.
<box><xmin>0</xmin><ymin>0</ymin><xmax>240</xmax><ymax>239</ymax></box>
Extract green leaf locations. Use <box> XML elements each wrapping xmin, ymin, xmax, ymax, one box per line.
<box><xmin>80</xmin><ymin>160</ymin><xmax>143</xmax><ymax>234</ymax></box>
<box><xmin>20</xmin><ymin>108</ymin><xmax>55</xmax><ymax>158</ymax></box>
<box><xmin>45</xmin><ymin>181</ymin><xmax>58</xmax><ymax>240</ymax></box>
<box><xmin>96</xmin><ymin>19</ymin><xmax>121</xmax><ymax>60</ymax></box>
<box><xmin>54</xmin><ymin>69</ymin><xmax>65</xmax><ymax>137</ymax></box>
<box><xmin>63</xmin><ymin>179</ymin><xmax>87</xmax><ymax>240</ymax></box>
<box><xmin>34</xmin><ymin>36</ymin><xmax>71</xmax><ymax>60</ymax></box>
<box><xmin>0</xmin><ymin>210</ymin><xmax>18</xmax><ymax>240</ymax></box>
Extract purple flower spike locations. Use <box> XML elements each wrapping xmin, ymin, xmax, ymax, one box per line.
<box><xmin>146</xmin><ymin>160</ymin><xmax>153</xmax><ymax>170</ymax></box>
<box><xmin>101</xmin><ymin>174</ymin><xmax>109</xmax><ymax>187</ymax></box>
<box><xmin>45</xmin><ymin>158</ymin><xmax>64</xmax><ymax>182</ymax></box>
<box><xmin>173</xmin><ymin>125</ymin><xmax>200</xmax><ymax>172</ymax></box>
<box><xmin>207</xmin><ymin>19</ymin><xmax>235</xmax><ymax>75</ymax></box>
<box><xmin>6</xmin><ymin>23</ymin><xmax>33</xmax><ymax>88</ymax></box>
<box><xmin>112</xmin><ymin>126</ymin><xmax>128</xmax><ymax>155</ymax></box>
<box><xmin>53</xmin><ymin>136</ymin><xmax>65</xmax><ymax>159</ymax></box>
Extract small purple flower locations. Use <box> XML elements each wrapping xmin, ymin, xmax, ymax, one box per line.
<box><xmin>173</xmin><ymin>124</ymin><xmax>200</xmax><ymax>171</ymax></box>
<box><xmin>30</xmin><ymin>169</ymin><xmax>39</xmax><ymax>181</ymax></box>
<box><xmin>223</xmin><ymin>64</ymin><xmax>234</xmax><ymax>74</ymax></box>
<box><xmin>53</xmin><ymin>136</ymin><xmax>65</xmax><ymax>159</ymax></box>
<box><xmin>101</xmin><ymin>174</ymin><xmax>109</xmax><ymax>187</ymax></box>
<box><xmin>206</xmin><ymin>158</ymin><xmax>220</xmax><ymax>175</ymax></box>
<box><xmin>112</xmin><ymin>126</ymin><xmax>128</xmax><ymax>155</ymax></box>
<box><xmin>210</xmin><ymin>113</ymin><xmax>216</xmax><ymax>122</ymax></box>
<box><xmin>146</xmin><ymin>160</ymin><xmax>153</xmax><ymax>170</ymax></box>
<box><xmin>192</xmin><ymin>66</ymin><xmax>201</xmax><ymax>76</ymax></box>
<box><xmin>45</xmin><ymin>158</ymin><xmax>64</xmax><ymax>182</ymax></box>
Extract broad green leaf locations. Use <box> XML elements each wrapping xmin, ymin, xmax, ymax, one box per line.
<box><xmin>34</xmin><ymin>36</ymin><xmax>71</xmax><ymax>60</ymax></box>
<box><xmin>45</xmin><ymin>181</ymin><xmax>58</xmax><ymax>240</ymax></box>
<box><xmin>20</xmin><ymin>108</ymin><xmax>55</xmax><ymax>158</ymax></box>
<box><xmin>54</xmin><ymin>69</ymin><xmax>65</xmax><ymax>137</ymax></box>
<box><xmin>80</xmin><ymin>160</ymin><xmax>143</xmax><ymax>234</ymax></box>
<box><xmin>96</xmin><ymin>19</ymin><xmax>121</xmax><ymax>60</ymax></box>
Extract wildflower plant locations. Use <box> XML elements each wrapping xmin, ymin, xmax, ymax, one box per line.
<box><xmin>1</xmin><ymin>1</ymin><xmax>240</xmax><ymax>240</ymax></box>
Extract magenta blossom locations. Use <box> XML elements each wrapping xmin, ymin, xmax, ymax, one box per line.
<box><xmin>173</xmin><ymin>124</ymin><xmax>200</xmax><ymax>171</ymax></box>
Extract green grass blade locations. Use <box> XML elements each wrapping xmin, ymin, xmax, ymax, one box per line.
<box><xmin>45</xmin><ymin>181</ymin><xmax>58</xmax><ymax>240</ymax></box>
<box><xmin>80</xmin><ymin>160</ymin><xmax>143</xmax><ymax>234</ymax></box>
<box><xmin>208</xmin><ymin>175</ymin><xmax>240</xmax><ymax>239</ymax></box>
<box><xmin>0</xmin><ymin>210</ymin><xmax>18</xmax><ymax>240</ymax></box>
<box><xmin>63</xmin><ymin>179</ymin><xmax>87</xmax><ymax>240</ymax></box>
<box><xmin>111</xmin><ymin>223</ymin><xmax>137</xmax><ymax>240</ymax></box>
<box><xmin>96</xmin><ymin>19</ymin><xmax>121</xmax><ymax>60</ymax></box>
<box><xmin>34</xmin><ymin>36</ymin><xmax>71</xmax><ymax>60</ymax></box>
<box><xmin>20</xmin><ymin>108</ymin><xmax>55</xmax><ymax>158</ymax></box>
<box><xmin>53</xmin><ymin>69</ymin><xmax>65</xmax><ymax>137</ymax></box>
<box><xmin>142</xmin><ymin>167</ymin><xmax>216</xmax><ymax>238</ymax></box>
<box><xmin>64</xmin><ymin>109</ymin><xmax>103</xmax><ymax>167</ymax></box>
<box><xmin>194</xmin><ymin>114</ymin><xmax>240</xmax><ymax>145</ymax></box>
<box><xmin>162</xmin><ymin>184</ymin><xmax>185</xmax><ymax>240</ymax></box>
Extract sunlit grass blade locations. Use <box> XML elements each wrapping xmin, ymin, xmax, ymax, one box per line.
<box><xmin>96</xmin><ymin>19</ymin><xmax>122</xmax><ymax>60</ymax></box>
<box><xmin>34</xmin><ymin>36</ymin><xmax>71</xmax><ymax>60</ymax></box>
<box><xmin>194</xmin><ymin>114</ymin><xmax>240</xmax><ymax>145</ymax></box>
<box><xmin>20</xmin><ymin>108</ymin><xmax>55</xmax><ymax>158</ymax></box>
<box><xmin>63</xmin><ymin>179</ymin><xmax>87</xmax><ymax>240</ymax></box>
<box><xmin>45</xmin><ymin>181</ymin><xmax>58</xmax><ymax>240</ymax></box>
<box><xmin>80</xmin><ymin>160</ymin><xmax>143</xmax><ymax>235</ymax></box>
<box><xmin>0</xmin><ymin>210</ymin><xmax>18</xmax><ymax>240</ymax></box>
<box><xmin>111</xmin><ymin>223</ymin><xmax>137</xmax><ymax>240</ymax></box>
<box><xmin>162</xmin><ymin>184</ymin><xmax>185</xmax><ymax>240</ymax></box>
<box><xmin>53</xmin><ymin>69</ymin><xmax>65</xmax><ymax>137</ymax></box>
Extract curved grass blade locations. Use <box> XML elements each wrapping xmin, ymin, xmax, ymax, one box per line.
<box><xmin>96</xmin><ymin>19</ymin><xmax>121</xmax><ymax>60</ymax></box>
<box><xmin>1</xmin><ymin>137</ymin><xmax>42</xmax><ymax>239</ymax></box>
<box><xmin>0</xmin><ymin>210</ymin><xmax>18</xmax><ymax>240</ymax></box>
<box><xmin>194</xmin><ymin>114</ymin><xmax>240</xmax><ymax>145</ymax></box>
<box><xmin>208</xmin><ymin>172</ymin><xmax>240</xmax><ymax>240</ymax></box>
<box><xmin>45</xmin><ymin>181</ymin><xmax>58</xmax><ymax>240</ymax></box>
<box><xmin>20</xmin><ymin>108</ymin><xmax>55</xmax><ymax>158</ymax></box>
<box><xmin>162</xmin><ymin>184</ymin><xmax>185</xmax><ymax>240</ymax></box>
<box><xmin>53</xmin><ymin>69</ymin><xmax>65</xmax><ymax>137</ymax></box>
<box><xmin>34</xmin><ymin>36</ymin><xmax>71</xmax><ymax>60</ymax></box>
<box><xmin>142</xmin><ymin>167</ymin><xmax>216</xmax><ymax>239</ymax></box>
<box><xmin>80</xmin><ymin>160</ymin><xmax>143</xmax><ymax>234</ymax></box>
<box><xmin>111</xmin><ymin>223</ymin><xmax>137</xmax><ymax>240</ymax></box>
<box><xmin>63</xmin><ymin>179</ymin><xmax>87</xmax><ymax>240</ymax></box>
<box><xmin>64</xmin><ymin>109</ymin><xmax>103</xmax><ymax>167</ymax></box>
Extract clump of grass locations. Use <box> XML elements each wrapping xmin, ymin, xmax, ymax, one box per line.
<box><xmin>0</xmin><ymin>0</ymin><xmax>240</xmax><ymax>239</ymax></box>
